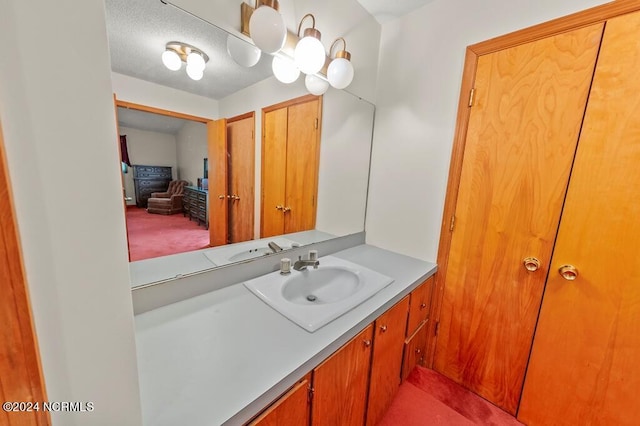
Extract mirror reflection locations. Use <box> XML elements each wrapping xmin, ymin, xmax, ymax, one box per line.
<box><xmin>105</xmin><ymin>0</ymin><xmax>375</xmax><ymax>287</ymax></box>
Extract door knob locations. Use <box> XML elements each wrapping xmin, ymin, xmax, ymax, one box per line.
<box><xmin>363</xmin><ymin>340</ymin><xmax>372</xmax><ymax>347</ymax></box>
<box><xmin>231</xmin><ymin>194</ymin><xmax>240</xmax><ymax>201</ymax></box>
<box><xmin>283</xmin><ymin>206</ymin><xmax>291</xmax><ymax>213</ymax></box>
<box><xmin>558</xmin><ymin>264</ymin><xmax>578</xmax><ymax>281</ymax></box>
<box><xmin>276</xmin><ymin>205</ymin><xmax>284</xmax><ymax>210</ymax></box>
<box><xmin>218</xmin><ymin>194</ymin><xmax>226</xmax><ymax>200</ymax></box>
<box><xmin>380</xmin><ymin>325</ymin><xmax>388</xmax><ymax>333</ymax></box>
<box><xmin>523</xmin><ymin>257</ymin><xmax>541</xmax><ymax>272</ymax></box>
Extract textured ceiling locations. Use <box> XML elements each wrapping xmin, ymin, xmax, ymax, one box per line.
<box><xmin>104</xmin><ymin>0</ymin><xmax>273</xmax><ymax>100</ymax></box>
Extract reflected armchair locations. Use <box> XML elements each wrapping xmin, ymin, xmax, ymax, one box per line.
<box><xmin>147</xmin><ymin>180</ymin><xmax>188</xmax><ymax>215</ymax></box>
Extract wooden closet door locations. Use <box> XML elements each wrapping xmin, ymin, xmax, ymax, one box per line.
<box><xmin>433</xmin><ymin>24</ymin><xmax>604</xmax><ymax>414</ymax></box>
<box><xmin>261</xmin><ymin>108</ymin><xmax>287</xmax><ymax>238</ymax></box>
<box><xmin>519</xmin><ymin>11</ymin><xmax>640</xmax><ymax>425</ymax></box>
<box><xmin>284</xmin><ymin>98</ymin><xmax>321</xmax><ymax>234</ymax></box>
<box><xmin>208</xmin><ymin>118</ymin><xmax>228</xmax><ymax>246</ymax></box>
<box><xmin>227</xmin><ymin>115</ymin><xmax>255</xmax><ymax>243</ymax></box>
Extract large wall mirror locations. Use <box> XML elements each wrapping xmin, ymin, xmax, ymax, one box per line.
<box><xmin>105</xmin><ymin>0</ymin><xmax>375</xmax><ymax>288</ymax></box>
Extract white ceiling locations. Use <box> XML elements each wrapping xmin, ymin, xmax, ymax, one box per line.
<box><xmin>356</xmin><ymin>0</ymin><xmax>435</xmax><ymax>23</ymax></box>
<box><xmin>105</xmin><ymin>0</ymin><xmax>434</xmax><ymax>133</ymax></box>
<box><xmin>104</xmin><ymin>0</ymin><xmax>272</xmax><ymax>100</ymax></box>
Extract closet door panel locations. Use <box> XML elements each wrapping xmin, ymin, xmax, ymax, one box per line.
<box><xmin>519</xmin><ymin>11</ymin><xmax>640</xmax><ymax>425</ymax></box>
<box><xmin>434</xmin><ymin>23</ymin><xmax>604</xmax><ymax>414</ymax></box>
<box><xmin>228</xmin><ymin>115</ymin><xmax>255</xmax><ymax>243</ymax></box>
<box><xmin>284</xmin><ymin>98</ymin><xmax>320</xmax><ymax>234</ymax></box>
<box><xmin>261</xmin><ymin>108</ymin><xmax>287</xmax><ymax>238</ymax></box>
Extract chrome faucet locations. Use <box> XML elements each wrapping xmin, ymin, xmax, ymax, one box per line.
<box><xmin>293</xmin><ymin>251</ymin><xmax>319</xmax><ymax>271</ymax></box>
<box><xmin>268</xmin><ymin>241</ymin><xmax>283</xmax><ymax>253</ymax></box>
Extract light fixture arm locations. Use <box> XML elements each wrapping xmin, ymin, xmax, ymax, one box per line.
<box><xmin>330</xmin><ymin>37</ymin><xmax>351</xmax><ymax>61</ymax></box>
<box><xmin>297</xmin><ymin>14</ymin><xmax>317</xmax><ymax>37</ymax></box>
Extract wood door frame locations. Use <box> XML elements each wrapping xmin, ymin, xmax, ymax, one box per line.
<box><xmin>260</xmin><ymin>94</ymin><xmax>323</xmax><ymax>237</ymax></box>
<box><xmin>113</xmin><ymin>96</ymin><xmax>215</xmax><ymax>248</ymax></box>
<box><xmin>0</xmin><ymin>120</ymin><xmax>50</xmax><ymax>425</ymax></box>
<box><xmin>427</xmin><ymin>0</ymin><xmax>640</xmax><ymax>367</ymax></box>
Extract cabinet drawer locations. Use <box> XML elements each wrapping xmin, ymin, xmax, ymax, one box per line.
<box><xmin>402</xmin><ymin>320</ymin><xmax>428</xmax><ymax>382</ymax></box>
<box><xmin>406</xmin><ymin>276</ymin><xmax>434</xmax><ymax>337</ymax></box>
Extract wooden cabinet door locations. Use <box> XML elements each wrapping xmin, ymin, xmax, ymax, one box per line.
<box><xmin>518</xmin><ymin>11</ymin><xmax>640</xmax><ymax>425</ymax></box>
<box><xmin>312</xmin><ymin>324</ymin><xmax>373</xmax><ymax>426</ymax></box>
<box><xmin>261</xmin><ymin>108</ymin><xmax>287</xmax><ymax>238</ymax></box>
<box><xmin>434</xmin><ymin>24</ymin><xmax>604</xmax><ymax>414</ymax></box>
<box><xmin>227</xmin><ymin>114</ymin><xmax>255</xmax><ymax>243</ymax></box>
<box><xmin>207</xmin><ymin>118</ymin><xmax>228</xmax><ymax>246</ymax></box>
<box><xmin>284</xmin><ymin>98</ymin><xmax>321</xmax><ymax>234</ymax></box>
<box><xmin>402</xmin><ymin>320</ymin><xmax>428</xmax><ymax>382</ymax></box>
<box><xmin>406</xmin><ymin>277</ymin><xmax>433</xmax><ymax>337</ymax></box>
<box><xmin>366</xmin><ymin>296</ymin><xmax>410</xmax><ymax>426</ymax></box>
<box><xmin>250</xmin><ymin>375</ymin><xmax>310</xmax><ymax>426</ymax></box>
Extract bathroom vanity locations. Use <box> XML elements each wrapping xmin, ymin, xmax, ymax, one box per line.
<box><xmin>134</xmin><ymin>244</ymin><xmax>436</xmax><ymax>425</ymax></box>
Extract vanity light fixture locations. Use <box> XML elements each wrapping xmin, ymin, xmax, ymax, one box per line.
<box><xmin>305</xmin><ymin>74</ymin><xmax>329</xmax><ymax>95</ymax></box>
<box><xmin>327</xmin><ymin>38</ymin><xmax>354</xmax><ymax>89</ymax></box>
<box><xmin>294</xmin><ymin>14</ymin><xmax>325</xmax><ymax>75</ymax></box>
<box><xmin>248</xmin><ymin>0</ymin><xmax>287</xmax><ymax>54</ymax></box>
<box><xmin>240</xmin><ymin>2</ymin><xmax>356</xmax><ymax>93</ymax></box>
<box><xmin>272</xmin><ymin>54</ymin><xmax>300</xmax><ymax>84</ymax></box>
<box><xmin>161</xmin><ymin>42</ymin><xmax>209</xmax><ymax>81</ymax></box>
<box><xmin>226</xmin><ymin>34</ymin><xmax>261</xmax><ymax>67</ymax></box>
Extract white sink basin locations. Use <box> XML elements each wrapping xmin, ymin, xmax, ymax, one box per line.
<box><xmin>244</xmin><ymin>256</ymin><xmax>394</xmax><ymax>332</ymax></box>
<box><xmin>203</xmin><ymin>237</ymin><xmax>298</xmax><ymax>266</ymax></box>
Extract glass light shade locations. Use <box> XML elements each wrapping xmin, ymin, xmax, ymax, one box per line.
<box><xmin>272</xmin><ymin>55</ymin><xmax>300</xmax><ymax>84</ymax></box>
<box><xmin>249</xmin><ymin>6</ymin><xmax>287</xmax><ymax>54</ymax></box>
<box><xmin>161</xmin><ymin>49</ymin><xmax>181</xmax><ymax>71</ymax></box>
<box><xmin>327</xmin><ymin>57</ymin><xmax>354</xmax><ymax>89</ymax></box>
<box><xmin>294</xmin><ymin>36</ymin><xmax>326</xmax><ymax>75</ymax></box>
<box><xmin>186</xmin><ymin>64</ymin><xmax>204</xmax><ymax>81</ymax></box>
<box><xmin>227</xmin><ymin>35</ymin><xmax>261</xmax><ymax>67</ymax></box>
<box><xmin>305</xmin><ymin>74</ymin><xmax>329</xmax><ymax>95</ymax></box>
<box><xmin>186</xmin><ymin>52</ymin><xmax>206</xmax><ymax>71</ymax></box>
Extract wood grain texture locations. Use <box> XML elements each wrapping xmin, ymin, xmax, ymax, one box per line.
<box><xmin>366</xmin><ymin>296</ymin><xmax>410</xmax><ymax>426</ymax></box>
<box><xmin>249</xmin><ymin>375</ymin><xmax>310</xmax><ymax>426</ymax></box>
<box><xmin>261</xmin><ymin>108</ymin><xmax>287</xmax><ymax>238</ymax></box>
<box><xmin>114</xmin><ymin>99</ymin><xmax>210</xmax><ymax>123</ymax></box>
<box><xmin>519</xmin><ymin>11</ymin><xmax>640</xmax><ymax>425</ymax></box>
<box><xmin>284</xmin><ymin>98</ymin><xmax>321</xmax><ymax>234</ymax></box>
<box><xmin>227</xmin><ymin>114</ymin><xmax>255</xmax><ymax>243</ymax></box>
<box><xmin>434</xmin><ymin>24</ymin><xmax>604</xmax><ymax>414</ymax></box>
<box><xmin>407</xmin><ymin>277</ymin><xmax>433</xmax><ymax>338</ymax></box>
<box><xmin>208</xmin><ymin>119</ymin><xmax>228</xmax><ymax>246</ymax></box>
<box><xmin>428</xmin><ymin>0</ymin><xmax>640</xmax><ymax>372</ymax></box>
<box><xmin>402</xmin><ymin>321</ymin><xmax>428</xmax><ymax>382</ymax></box>
<box><xmin>312</xmin><ymin>324</ymin><xmax>373</xmax><ymax>426</ymax></box>
<box><xmin>0</xmin><ymin>120</ymin><xmax>50</xmax><ymax>426</ymax></box>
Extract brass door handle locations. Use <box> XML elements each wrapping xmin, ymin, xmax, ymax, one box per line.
<box><xmin>559</xmin><ymin>265</ymin><xmax>578</xmax><ymax>281</ymax></box>
<box><xmin>231</xmin><ymin>194</ymin><xmax>240</xmax><ymax>201</ymax></box>
<box><xmin>283</xmin><ymin>206</ymin><xmax>291</xmax><ymax>213</ymax></box>
<box><xmin>218</xmin><ymin>194</ymin><xmax>227</xmax><ymax>200</ymax></box>
<box><xmin>523</xmin><ymin>257</ymin><xmax>541</xmax><ymax>272</ymax></box>
<box><xmin>363</xmin><ymin>340</ymin><xmax>372</xmax><ymax>347</ymax></box>
<box><xmin>420</xmin><ymin>303</ymin><xmax>427</xmax><ymax>310</ymax></box>
<box><xmin>276</xmin><ymin>205</ymin><xmax>284</xmax><ymax>210</ymax></box>
<box><xmin>380</xmin><ymin>325</ymin><xmax>388</xmax><ymax>333</ymax></box>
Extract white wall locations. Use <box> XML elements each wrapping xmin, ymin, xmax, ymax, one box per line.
<box><xmin>366</xmin><ymin>0</ymin><xmax>610</xmax><ymax>262</ymax></box>
<box><xmin>0</xmin><ymin>0</ymin><xmax>142</xmax><ymax>425</ymax></box>
<box><xmin>121</xmin><ymin>126</ymin><xmax>179</xmax><ymax>205</ymax></box>
<box><xmin>111</xmin><ymin>72</ymin><xmax>219</xmax><ymax>119</ymax></box>
<box><xmin>176</xmin><ymin>121</ymin><xmax>208</xmax><ymax>186</ymax></box>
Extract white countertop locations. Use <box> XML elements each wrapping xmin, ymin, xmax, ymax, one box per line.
<box><xmin>134</xmin><ymin>244</ymin><xmax>436</xmax><ymax>425</ymax></box>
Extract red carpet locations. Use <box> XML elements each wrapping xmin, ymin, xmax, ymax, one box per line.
<box><xmin>125</xmin><ymin>207</ymin><xmax>210</xmax><ymax>261</ymax></box>
<box><xmin>379</xmin><ymin>367</ymin><xmax>523</xmax><ymax>426</ymax></box>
